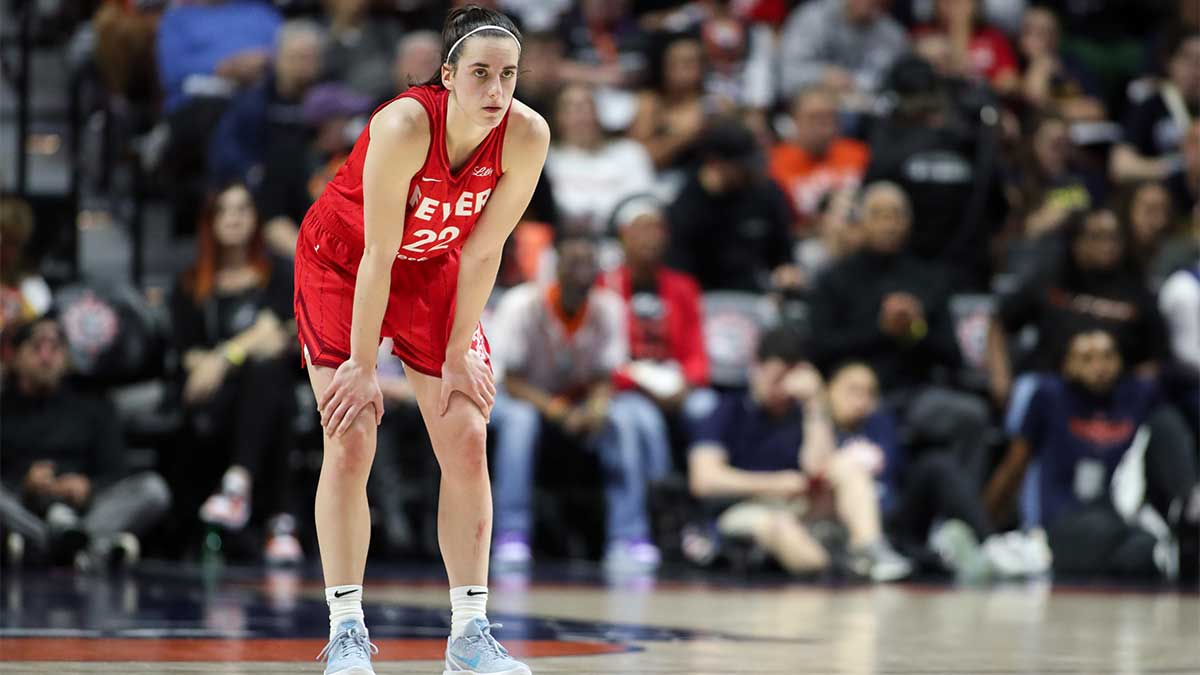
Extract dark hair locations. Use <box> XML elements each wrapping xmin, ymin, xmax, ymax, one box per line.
<box><xmin>1163</xmin><ymin>29</ymin><xmax>1200</xmax><ymax>72</ymax></box>
<box><xmin>421</xmin><ymin>5</ymin><xmax>523</xmax><ymax>88</ymax></box>
<box><xmin>1058</xmin><ymin>206</ymin><xmax>1135</xmax><ymax>287</ymax></box>
<box><xmin>756</xmin><ymin>326</ymin><xmax>809</xmax><ymax>365</ymax></box>
<box><xmin>1054</xmin><ymin>324</ymin><xmax>1118</xmax><ymax>371</ymax></box>
<box><xmin>554</xmin><ymin>230</ymin><xmax>598</xmax><ymax>253</ymax></box>
<box><xmin>1115</xmin><ymin>180</ymin><xmax>1174</xmax><ymax>230</ymax></box>
<box><xmin>646</xmin><ymin>31</ymin><xmax>704</xmax><ymax>94</ymax></box>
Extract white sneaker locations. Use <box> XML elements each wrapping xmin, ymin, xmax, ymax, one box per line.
<box><xmin>930</xmin><ymin>519</ymin><xmax>989</xmax><ymax>583</ymax></box>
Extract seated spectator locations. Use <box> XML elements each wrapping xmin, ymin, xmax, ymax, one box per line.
<box><xmin>687</xmin><ymin>328</ymin><xmax>912</xmax><ymax>581</ymax></box>
<box><xmin>600</xmin><ymin>197</ymin><xmax>709</xmax><ymax>464</ymax></box>
<box><xmin>256</xmin><ymin>83</ymin><xmax>374</xmax><ymax>259</ymax></box>
<box><xmin>513</xmin><ymin>31</ymin><xmax>566</xmax><ymax>119</ymax></box>
<box><xmin>489</xmin><ymin>235</ymin><xmax>664</xmax><ymax>571</ymax></box>
<box><xmin>666</xmin><ymin>119</ymin><xmax>796</xmax><ymax>293</ymax></box>
<box><xmin>0</xmin><ymin>315</ymin><xmax>171</xmax><ymax>568</ymax></box>
<box><xmin>779</xmin><ymin>0</ymin><xmax>908</xmax><ymax>99</ymax></box>
<box><xmin>546</xmin><ymin>84</ymin><xmax>656</xmax><ymax>236</ymax></box>
<box><xmin>92</xmin><ymin>0</ymin><xmax>163</xmax><ymax>110</ymax></box>
<box><xmin>321</xmin><ymin>0</ymin><xmax>401</xmax><ymax>101</ymax></box>
<box><xmin>168</xmin><ymin>182</ymin><xmax>300</xmax><ymax>564</ymax></box>
<box><xmin>793</xmin><ymin>187</ymin><xmax>862</xmax><ymax>284</ymax></box>
<box><xmin>1117</xmin><ymin>180</ymin><xmax>1177</xmax><ymax>287</ymax></box>
<box><xmin>1111</xmin><ymin>31</ymin><xmax>1200</xmax><ymax>184</ymax></box>
<box><xmin>987</xmin><ymin>206</ymin><xmax>1167</xmax><ymax>409</ymax></box>
<box><xmin>155</xmin><ymin>0</ymin><xmax>280</xmax><ymax>114</ymax></box>
<box><xmin>912</xmin><ymin>0</ymin><xmax>1018</xmax><ymax>95</ymax></box>
<box><xmin>1166</xmin><ymin>120</ymin><xmax>1200</xmax><ymax>217</ymax></box>
<box><xmin>827</xmin><ymin>361</ymin><xmax>1046</xmax><ymax>578</ymax></box>
<box><xmin>696</xmin><ymin>2</ymin><xmax>776</xmax><ymax>114</ymax></box>
<box><xmin>1014</xmin><ymin>6</ymin><xmax>1105</xmax><ymax>120</ymax></box>
<box><xmin>1159</xmin><ymin>262</ymin><xmax>1200</xmax><ymax>437</ymax></box>
<box><xmin>0</xmin><ymin>197</ymin><xmax>51</xmax><ymax>332</ymax></box>
<box><xmin>864</xmin><ymin>56</ymin><xmax>1007</xmax><ymax>288</ymax></box>
<box><xmin>390</xmin><ymin>30</ymin><xmax>442</xmax><ymax>98</ymax></box>
<box><xmin>984</xmin><ymin>328</ymin><xmax>1199</xmax><ymax>580</ymax></box>
<box><xmin>809</xmin><ymin>182</ymin><xmax>991</xmax><ymax>488</ymax></box>
<box><xmin>209</xmin><ymin>19</ymin><xmax>324</xmax><ymax>255</ymax></box>
<box><xmin>553</xmin><ymin>0</ymin><xmax>648</xmax><ymax>90</ymax></box>
<box><xmin>630</xmin><ymin>34</ymin><xmax>710</xmax><ymax>172</ymax></box>
<box><xmin>769</xmin><ymin>86</ymin><xmax>870</xmax><ymax>232</ymax></box>
<box><xmin>1002</xmin><ymin>113</ymin><xmax>1098</xmax><ymax>273</ymax></box>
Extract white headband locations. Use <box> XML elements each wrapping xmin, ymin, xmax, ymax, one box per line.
<box><xmin>445</xmin><ymin>25</ymin><xmax>521</xmax><ymax>64</ymax></box>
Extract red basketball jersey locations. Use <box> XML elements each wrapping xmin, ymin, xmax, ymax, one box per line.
<box><xmin>314</xmin><ymin>84</ymin><xmax>511</xmax><ymax>262</ymax></box>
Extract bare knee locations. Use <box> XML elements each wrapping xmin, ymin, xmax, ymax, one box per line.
<box><xmin>435</xmin><ymin>413</ymin><xmax>488</xmax><ymax>481</ymax></box>
<box><xmin>827</xmin><ymin>452</ymin><xmax>870</xmax><ymax>486</ymax></box>
<box><xmin>325</xmin><ymin>413</ymin><xmax>376</xmax><ymax>477</ymax></box>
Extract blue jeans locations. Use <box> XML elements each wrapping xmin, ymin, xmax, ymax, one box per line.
<box><xmin>490</xmin><ymin>389</ymin><xmax>668</xmax><ymax>543</ymax></box>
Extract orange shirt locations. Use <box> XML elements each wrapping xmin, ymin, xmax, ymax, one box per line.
<box><xmin>768</xmin><ymin>138</ymin><xmax>869</xmax><ymax>231</ymax></box>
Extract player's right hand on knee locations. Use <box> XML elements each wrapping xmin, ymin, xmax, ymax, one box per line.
<box><xmin>320</xmin><ymin>358</ymin><xmax>385</xmax><ymax>438</ymax></box>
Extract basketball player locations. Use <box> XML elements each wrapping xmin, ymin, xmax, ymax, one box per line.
<box><xmin>294</xmin><ymin>6</ymin><xmax>548</xmax><ymax>674</ymax></box>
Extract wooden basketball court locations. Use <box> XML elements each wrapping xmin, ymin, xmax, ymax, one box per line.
<box><xmin>1</xmin><ymin>563</ymin><xmax>1196</xmax><ymax>674</ymax></box>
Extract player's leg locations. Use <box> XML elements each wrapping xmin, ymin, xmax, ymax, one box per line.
<box><xmin>404</xmin><ymin>364</ymin><xmax>531</xmax><ymax>675</ymax></box>
<box><xmin>307</xmin><ymin>361</ymin><xmax>379</xmax><ymax>674</ymax></box>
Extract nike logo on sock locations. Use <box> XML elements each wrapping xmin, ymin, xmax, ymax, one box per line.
<box><xmin>466</xmin><ymin>589</ymin><xmax>488</xmax><ymax>597</ymax></box>
<box><xmin>333</xmin><ymin>589</ymin><xmax>358</xmax><ymax>598</ymax></box>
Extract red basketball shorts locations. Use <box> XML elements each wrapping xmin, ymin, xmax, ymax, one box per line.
<box><xmin>292</xmin><ymin>209</ymin><xmax>491</xmax><ymax>378</ymax></box>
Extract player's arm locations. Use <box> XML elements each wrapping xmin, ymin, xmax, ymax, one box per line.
<box><xmin>349</xmin><ymin>100</ymin><xmax>428</xmax><ymax>368</ymax></box>
<box><xmin>445</xmin><ymin>105</ymin><xmax>550</xmax><ymax>359</ymax></box>
<box><xmin>983</xmin><ymin>436</ymin><xmax>1032</xmax><ymax>523</ymax></box>
<box><xmin>320</xmin><ymin>99</ymin><xmax>427</xmax><ymax>435</ymax></box>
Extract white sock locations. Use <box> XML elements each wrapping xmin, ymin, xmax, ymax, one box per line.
<box><xmin>326</xmin><ymin>585</ymin><xmax>365</xmax><ymax>638</ymax></box>
<box><xmin>449</xmin><ymin>585</ymin><xmax>488</xmax><ymax>639</ymax></box>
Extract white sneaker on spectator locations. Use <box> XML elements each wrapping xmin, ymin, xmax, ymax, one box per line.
<box><xmin>603</xmin><ymin>537</ymin><xmax>661</xmax><ymax>573</ymax></box>
<box><xmin>983</xmin><ymin>532</ymin><xmax>1033</xmax><ymax>578</ymax></box>
<box><xmin>850</xmin><ymin>538</ymin><xmax>913</xmax><ymax>582</ymax></box>
<box><xmin>264</xmin><ymin>514</ymin><xmax>303</xmax><ymax>566</ymax></box>
<box><xmin>930</xmin><ymin>519</ymin><xmax>989</xmax><ymax>583</ymax></box>
<box><xmin>1017</xmin><ymin>528</ymin><xmax>1052</xmax><ymax>576</ymax></box>
<box><xmin>199</xmin><ymin>468</ymin><xmax>252</xmax><ymax>531</ymax></box>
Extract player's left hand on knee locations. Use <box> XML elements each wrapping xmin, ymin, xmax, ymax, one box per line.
<box><xmin>439</xmin><ymin>350</ymin><xmax>496</xmax><ymax>420</ymax></box>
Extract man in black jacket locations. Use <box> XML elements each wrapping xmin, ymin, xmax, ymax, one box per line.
<box><xmin>0</xmin><ymin>315</ymin><xmax>171</xmax><ymax>567</ymax></box>
<box><xmin>810</xmin><ymin>182</ymin><xmax>991</xmax><ymax>487</ymax></box>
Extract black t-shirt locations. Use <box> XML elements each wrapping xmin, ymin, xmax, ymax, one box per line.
<box><xmin>0</xmin><ymin>385</ymin><xmax>127</xmax><ymax>492</ymax></box>
<box><xmin>998</xmin><ymin>267</ymin><xmax>1167</xmax><ymax>372</ymax></box>
<box><xmin>1122</xmin><ymin>92</ymin><xmax>1194</xmax><ymax>158</ymax></box>
<box><xmin>170</xmin><ymin>255</ymin><xmax>295</xmax><ymax>356</ymax></box>
<box><xmin>628</xmin><ymin>277</ymin><xmax>671</xmax><ymax>362</ymax></box>
<box><xmin>691</xmin><ymin>392</ymin><xmax>804</xmax><ymax>473</ymax></box>
<box><xmin>666</xmin><ymin>174</ymin><xmax>793</xmax><ymax>292</ymax></box>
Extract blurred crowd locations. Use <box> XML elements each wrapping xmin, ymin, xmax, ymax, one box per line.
<box><xmin>1</xmin><ymin>0</ymin><xmax>1198</xmax><ymax>586</ymax></box>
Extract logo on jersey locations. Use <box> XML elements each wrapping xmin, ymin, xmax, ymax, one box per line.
<box><xmin>472</xmin><ymin>166</ymin><xmax>494</xmax><ymax>177</ymax></box>
<box><xmin>408</xmin><ymin>184</ymin><xmax>492</xmax><ymax>222</ymax></box>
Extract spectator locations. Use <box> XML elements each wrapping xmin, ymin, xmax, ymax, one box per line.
<box><xmin>554</xmin><ymin>0</ymin><xmax>648</xmax><ymax>89</ymax></box>
<box><xmin>1014</xmin><ymin>6</ymin><xmax>1105</xmax><ymax>120</ymax></box>
<box><xmin>489</xmin><ymin>235</ymin><xmax>663</xmax><ymax>571</ymax></box>
<box><xmin>390</xmin><ymin>30</ymin><xmax>442</xmax><ymax>98</ymax></box>
<box><xmin>769</xmin><ymin>86</ymin><xmax>870</xmax><ymax>232</ymax></box>
<box><xmin>1002</xmin><ymin>113</ymin><xmax>1098</xmax><ymax>274</ymax></box>
<box><xmin>209</xmin><ymin>19</ymin><xmax>324</xmax><ymax>257</ymax></box>
<box><xmin>687</xmin><ymin>328</ymin><xmax>912</xmax><ymax>581</ymax></box>
<box><xmin>0</xmin><ymin>197</ymin><xmax>51</xmax><ymax>332</ymax></box>
<box><xmin>1166</xmin><ymin>120</ymin><xmax>1200</xmax><ymax>216</ymax></box>
<box><xmin>513</xmin><ymin>31</ymin><xmax>565</xmax><ymax>119</ymax></box>
<box><xmin>1111</xmin><ymin>31</ymin><xmax>1200</xmax><ymax>183</ymax></box>
<box><xmin>545</xmin><ymin>84</ymin><xmax>656</xmax><ymax>236</ymax></box>
<box><xmin>1159</xmin><ymin>263</ymin><xmax>1200</xmax><ymax>374</ymax></box>
<box><xmin>155</xmin><ymin>0</ymin><xmax>280</xmax><ymax>114</ymax></box>
<box><xmin>92</xmin><ymin>0</ymin><xmax>163</xmax><ymax>110</ymax></box>
<box><xmin>809</xmin><ymin>182</ymin><xmax>991</xmax><ymax>487</ymax></box>
<box><xmin>1117</xmin><ymin>180</ymin><xmax>1177</xmax><ymax>287</ymax></box>
<box><xmin>696</xmin><ymin>1</ymin><xmax>776</xmax><ymax>114</ymax></box>
<box><xmin>168</xmin><ymin>181</ymin><xmax>300</xmax><ymax>564</ymax></box>
<box><xmin>320</xmin><ymin>0</ymin><xmax>401</xmax><ymax>101</ymax></box>
<box><xmin>600</xmin><ymin>197</ymin><xmax>709</xmax><ymax>462</ymax></box>
<box><xmin>912</xmin><ymin>0</ymin><xmax>1019</xmax><ymax>94</ymax></box>
<box><xmin>793</xmin><ymin>187</ymin><xmax>862</xmax><ymax>283</ymax></box>
<box><xmin>863</xmin><ymin>56</ymin><xmax>1007</xmax><ymax>288</ymax></box>
<box><xmin>665</xmin><ymin>118</ymin><xmax>796</xmax><ymax>293</ymax></box>
<box><xmin>984</xmin><ymin>328</ymin><xmax>1198</xmax><ymax>580</ymax></box>
<box><xmin>0</xmin><ymin>315</ymin><xmax>171</xmax><ymax>568</ymax></box>
<box><xmin>630</xmin><ymin>34</ymin><xmax>710</xmax><ymax>172</ymax></box>
<box><xmin>779</xmin><ymin>0</ymin><xmax>908</xmax><ymax>99</ymax></box>
<box><xmin>256</xmin><ymin>82</ymin><xmax>374</xmax><ymax>259</ymax></box>
<box><xmin>988</xmin><ymin>206</ymin><xmax>1168</xmax><ymax>409</ymax></box>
